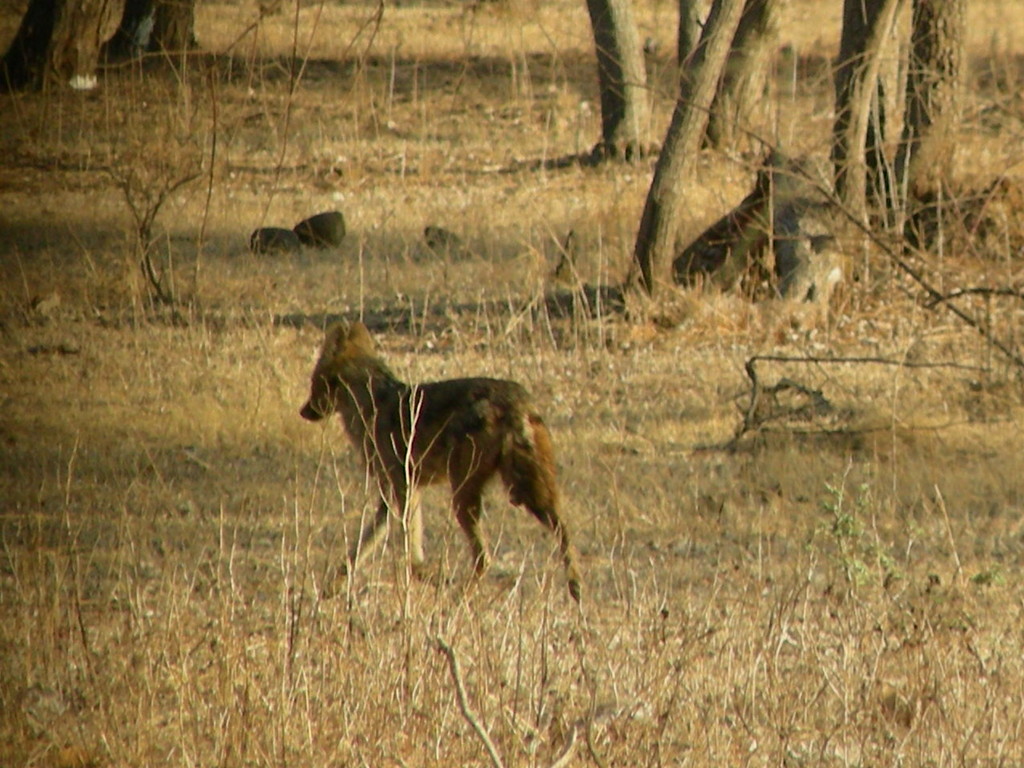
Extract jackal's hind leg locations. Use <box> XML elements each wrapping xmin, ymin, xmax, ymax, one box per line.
<box><xmin>452</xmin><ymin>483</ymin><xmax>489</xmax><ymax>577</ymax></box>
<box><xmin>499</xmin><ymin>421</ymin><xmax>582</xmax><ymax>602</ymax></box>
<box><xmin>522</xmin><ymin>500</ymin><xmax>583</xmax><ymax>604</ymax></box>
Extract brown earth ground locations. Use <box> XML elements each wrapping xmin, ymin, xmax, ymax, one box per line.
<box><xmin>3</xmin><ymin>1</ymin><xmax>1024</xmax><ymax>765</ymax></box>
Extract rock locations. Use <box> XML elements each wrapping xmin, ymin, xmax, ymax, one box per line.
<box><xmin>423</xmin><ymin>225</ymin><xmax>464</xmax><ymax>256</ymax></box>
<box><xmin>250</xmin><ymin>227</ymin><xmax>302</xmax><ymax>254</ymax></box>
<box><xmin>293</xmin><ymin>210</ymin><xmax>346</xmax><ymax>248</ymax></box>
<box><xmin>29</xmin><ymin>291</ymin><xmax>61</xmax><ymax>317</ymax></box>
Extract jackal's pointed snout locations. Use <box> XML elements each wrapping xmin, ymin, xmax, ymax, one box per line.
<box><xmin>300</xmin><ymin>400</ymin><xmax>325</xmax><ymax>421</ymax></box>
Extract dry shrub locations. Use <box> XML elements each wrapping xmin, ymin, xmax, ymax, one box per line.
<box><xmin>906</xmin><ymin>175</ymin><xmax>1024</xmax><ymax>261</ymax></box>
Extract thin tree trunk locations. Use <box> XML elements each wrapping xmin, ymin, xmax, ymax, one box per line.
<box><xmin>585</xmin><ymin>0</ymin><xmax>652</xmax><ymax>160</ymax></box>
<box><xmin>676</xmin><ymin>0</ymin><xmax>702</xmax><ymax>111</ymax></box>
<box><xmin>1</xmin><ymin>0</ymin><xmax>124</xmax><ymax>91</ymax></box>
<box><xmin>895</xmin><ymin>0</ymin><xmax>965</xmax><ymax>204</ymax></box>
<box><xmin>832</xmin><ymin>0</ymin><xmax>904</xmax><ymax>220</ymax></box>
<box><xmin>151</xmin><ymin>0</ymin><xmax>196</xmax><ymax>54</ymax></box>
<box><xmin>677</xmin><ymin>0</ymin><xmax>702</xmax><ymax>70</ymax></box>
<box><xmin>632</xmin><ymin>0</ymin><xmax>746</xmax><ymax>296</ymax></box>
<box><xmin>706</xmin><ymin>0</ymin><xmax>782</xmax><ymax>150</ymax></box>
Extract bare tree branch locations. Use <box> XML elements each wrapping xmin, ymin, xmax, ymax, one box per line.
<box><xmin>924</xmin><ymin>286</ymin><xmax>1024</xmax><ymax>309</ymax></box>
<box><xmin>732</xmin><ymin>353</ymin><xmax>988</xmax><ymax>445</ymax></box>
<box><xmin>436</xmin><ymin>637</ymin><xmax>505</xmax><ymax>768</ymax></box>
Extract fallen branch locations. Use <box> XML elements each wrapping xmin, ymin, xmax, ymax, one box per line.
<box><xmin>733</xmin><ymin>353</ymin><xmax>988</xmax><ymax>445</ymax></box>
<box><xmin>924</xmin><ymin>285</ymin><xmax>1024</xmax><ymax>309</ymax></box>
<box><xmin>436</xmin><ymin>637</ymin><xmax>505</xmax><ymax>768</ymax></box>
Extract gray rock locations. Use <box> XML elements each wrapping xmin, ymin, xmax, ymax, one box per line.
<box><xmin>293</xmin><ymin>210</ymin><xmax>346</xmax><ymax>248</ymax></box>
<box><xmin>423</xmin><ymin>225</ymin><xmax>464</xmax><ymax>255</ymax></box>
<box><xmin>250</xmin><ymin>227</ymin><xmax>302</xmax><ymax>254</ymax></box>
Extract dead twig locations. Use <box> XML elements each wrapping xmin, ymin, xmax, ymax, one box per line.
<box><xmin>549</xmin><ymin>723</ymin><xmax>579</xmax><ymax>768</ymax></box>
<box><xmin>436</xmin><ymin>637</ymin><xmax>505</xmax><ymax>768</ymax></box>
<box><xmin>924</xmin><ymin>286</ymin><xmax>1024</xmax><ymax>309</ymax></box>
<box><xmin>733</xmin><ymin>353</ymin><xmax>988</xmax><ymax>445</ymax></box>
<box><xmin>107</xmin><ymin>165</ymin><xmax>201</xmax><ymax>307</ymax></box>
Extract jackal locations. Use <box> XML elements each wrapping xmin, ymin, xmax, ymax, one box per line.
<box><xmin>300</xmin><ymin>322</ymin><xmax>582</xmax><ymax>602</ymax></box>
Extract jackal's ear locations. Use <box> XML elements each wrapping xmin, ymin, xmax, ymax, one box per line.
<box><xmin>346</xmin><ymin>322</ymin><xmax>376</xmax><ymax>354</ymax></box>
<box><xmin>320</xmin><ymin>322</ymin><xmax>350</xmax><ymax>360</ymax></box>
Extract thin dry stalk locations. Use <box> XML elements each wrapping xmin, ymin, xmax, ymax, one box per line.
<box><xmin>436</xmin><ymin>637</ymin><xmax>506</xmax><ymax>768</ymax></box>
<box><xmin>934</xmin><ymin>485</ymin><xmax>964</xmax><ymax>588</ymax></box>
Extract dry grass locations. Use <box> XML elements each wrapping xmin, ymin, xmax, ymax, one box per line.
<box><xmin>4</xmin><ymin>1</ymin><xmax>1024</xmax><ymax>765</ymax></box>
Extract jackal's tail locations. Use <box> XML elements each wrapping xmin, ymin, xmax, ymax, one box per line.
<box><xmin>501</xmin><ymin>412</ymin><xmax>558</xmax><ymax>511</ymax></box>
<box><xmin>500</xmin><ymin>410</ymin><xmax>582</xmax><ymax>602</ymax></box>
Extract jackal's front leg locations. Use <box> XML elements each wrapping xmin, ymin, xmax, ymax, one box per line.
<box><xmin>321</xmin><ymin>497</ymin><xmax>390</xmax><ymax>599</ymax></box>
<box><xmin>395</xmin><ymin>484</ymin><xmax>427</xmax><ymax>578</ymax></box>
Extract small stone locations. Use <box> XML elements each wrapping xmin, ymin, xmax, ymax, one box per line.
<box><xmin>249</xmin><ymin>227</ymin><xmax>302</xmax><ymax>254</ymax></box>
<box><xmin>293</xmin><ymin>210</ymin><xmax>346</xmax><ymax>248</ymax></box>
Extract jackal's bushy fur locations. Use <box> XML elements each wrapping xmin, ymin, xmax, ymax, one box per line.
<box><xmin>301</xmin><ymin>322</ymin><xmax>582</xmax><ymax>602</ymax></box>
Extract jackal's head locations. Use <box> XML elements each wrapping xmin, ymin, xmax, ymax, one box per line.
<box><xmin>299</xmin><ymin>321</ymin><xmax>378</xmax><ymax>421</ymax></box>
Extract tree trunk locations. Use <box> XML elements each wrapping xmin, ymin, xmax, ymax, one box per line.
<box><xmin>0</xmin><ymin>0</ymin><xmax>56</xmax><ymax>91</ymax></box>
<box><xmin>585</xmin><ymin>0</ymin><xmax>652</xmax><ymax>161</ymax></box>
<box><xmin>103</xmin><ymin>0</ymin><xmax>196</xmax><ymax>61</ymax></box>
<box><xmin>632</xmin><ymin>0</ymin><xmax>746</xmax><ymax>296</ymax></box>
<box><xmin>896</xmin><ymin>0</ymin><xmax>965</xmax><ymax>249</ymax></box>
<box><xmin>831</xmin><ymin>0</ymin><xmax>905</xmax><ymax>220</ymax></box>
<box><xmin>103</xmin><ymin>0</ymin><xmax>154</xmax><ymax>60</ymax></box>
<box><xmin>675</xmin><ymin>0</ymin><xmax>702</xmax><ymax>111</ymax></box>
<box><xmin>706</xmin><ymin>0</ymin><xmax>782</xmax><ymax>151</ymax></box>
<box><xmin>151</xmin><ymin>0</ymin><xmax>196</xmax><ymax>54</ymax></box>
<box><xmin>1</xmin><ymin>0</ymin><xmax>124</xmax><ymax>91</ymax></box>
<box><xmin>677</xmin><ymin>0</ymin><xmax>702</xmax><ymax>71</ymax></box>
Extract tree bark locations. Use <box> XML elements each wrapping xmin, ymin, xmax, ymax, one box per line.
<box><xmin>895</xmin><ymin>0</ymin><xmax>965</xmax><ymax>204</ymax></box>
<box><xmin>632</xmin><ymin>0</ymin><xmax>746</xmax><ymax>296</ymax></box>
<box><xmin>831</xmin><ymin>0</ymin><xmax>905</xmax><ymax>220</ymax></box>
<box><xmin>706</xmin><ymin>0</ymin><xmax>782</xmax><ymax>150</ymax></box>
<box><xmin>103</xmin><ymin>0</ymin><xmax>154</xmax><ymax>60</ymax></box>
<box><xmin>677</xmin><ymin>0</ymin><xmax>702</xmax><ymax>71</ymax></box>
<box><xmin>1</xmin><ymin>0</ymin><xmax>124</xmax><ymax>91</ymax></box>
<box><xmin>151</xmin><ymin>0</ymin><xmax>196</xmax><ymax>54</ymax></box>
<box><xmin>103</xmin><ymin>0</ymin><xmax>196</xmax><ymax>61</ymax></box>
<box><xmin>585</xmin><ymin>0</ymin><xmax>652</xmax><ymax>160</ymax></box>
